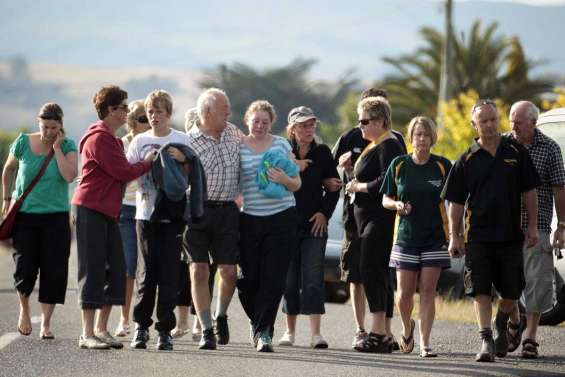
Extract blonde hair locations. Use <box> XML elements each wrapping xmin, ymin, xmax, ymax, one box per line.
<box><xmin>407</xmin><ymin>116</ymin><xmax>438</xmax><ymax>146</ymax></box>
<box><xmin>125</xmin><ymin>100</ymin><xmax>145</xmax><ymax>135</ymax></box>
<box><xmin>144</xmin><ymin>89</ymin><xmax>173</xmax><ymax>116</ymax></box>
<box><xmin>244</xmin><ymin>100</ymin><xmax>277</xmax><ymax>126</ymax></box>
<box><xmin>357</xmin><ymin>96</ymin><xmax>392</xmax><ymax>130</ymax></box>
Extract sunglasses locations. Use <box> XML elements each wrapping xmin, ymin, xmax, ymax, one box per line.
<box><xmin>296</xmin><ymin>122</ymin><xmax>317</xmax><ymax>130</ymax></box>
<box><xmin>114</xmin><ymin>104</ymin><xmax>129</xmax><ymax>111</ymax></box>
<box><xmin>471</xmin><ymin>99</ymin><xmax>496</xmax><ymax>113</ymax></box>
<box><xmin>358</xmin><ymin>118</ymin><xmax>376</xmax><ymax>126</ymax></box>
<box><xmin>136</xmin><ymin>115</ymin><xmax>148</xmax><ymax>123</ymax></box>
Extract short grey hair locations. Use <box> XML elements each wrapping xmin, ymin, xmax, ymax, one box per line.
<box><xmin>196</xmin><ymin>88</ymin><xmax>228</xmax><ymax>120</ymax></box>
<box><xmin>510</xmin><ymin>100</ymin><xmax>539</xmax><ymax>123</ymax></box>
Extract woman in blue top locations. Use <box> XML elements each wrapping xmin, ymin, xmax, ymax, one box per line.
<box><xmin>381</xmin><ymin>116</ymin><xmax>452</xmax><ymax>357</ymax></box>
<box><xmin>1</xmin><ymin>103</ymin><xmax>78</xmax><ymax>339</ymax></box>
<box><xmin>237</xmin><ymin>100</ymin><xmax>301</xmax><ymax>353</ymax></box>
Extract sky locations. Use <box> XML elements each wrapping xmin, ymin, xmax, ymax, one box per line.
<box><xmin>2</xmin><ymin>0</ymin><xmax>565</xmax><ymax>81</ymax></box>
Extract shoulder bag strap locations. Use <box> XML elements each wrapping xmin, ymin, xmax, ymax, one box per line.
<box><xmin>16</xmin><ymin>148</ymin><xmax>55</xmax><ymax>204</ymax></box>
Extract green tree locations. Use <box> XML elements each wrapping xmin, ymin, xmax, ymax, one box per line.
<box><xmin>380</xmin><ymin>21</ymin><xmax>553</xmax><ymax>128</ymax></box>
<box><xmin>199</xmin><ymin>58</ymin><xmax>357</xmax><ymax>136</ymax></box>
<box><xmin>434</xmin><ymin>90</ymin><xmax>510</xmax><ymax>161</ymax></box>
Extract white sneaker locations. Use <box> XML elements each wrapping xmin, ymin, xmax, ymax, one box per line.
<box><xmin>311</xmin><ymin>334</ymin><xmax>328</xmax><ymax>349</ymax></box>
<box><xmin>278</xmin><ymin>331</ymin><xmax>295</xmax><ymax>346</ymax></box>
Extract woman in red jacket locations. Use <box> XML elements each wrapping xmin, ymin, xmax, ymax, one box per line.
<box><xmin>72</xmin><ymin>85</ymin><xmax>155</xmax><ymax>350</ymax></box>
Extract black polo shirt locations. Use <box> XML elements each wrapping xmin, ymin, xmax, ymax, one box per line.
<box><xmin>441</xmin><ymin>135</ymin><xmax>540</xmax><ymax>243</ymax></box>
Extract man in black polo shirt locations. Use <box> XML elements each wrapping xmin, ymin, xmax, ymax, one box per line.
<box><xmin>331</xmin><ymin>88</ymin><xmax>406</xmax><ymax>349</ymax></box>
<box><xmin>442</xmin><ymin>99</ymin><xmax>540</xmax><ymax>362</ymax></box>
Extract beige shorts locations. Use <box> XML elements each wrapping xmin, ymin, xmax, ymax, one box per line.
<box><xmin>522</xmin><ymin>232</ymin><xmax>554</xmax><ymax>313</ymax></box>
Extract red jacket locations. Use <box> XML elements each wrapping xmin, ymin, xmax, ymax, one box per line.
<box><xmin>72</xmin><ymin>121</ymin><xmax>150</xmax><ymax>219</ymax></box>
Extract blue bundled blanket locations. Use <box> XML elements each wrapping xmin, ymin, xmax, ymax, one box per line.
<box><xmin>256</xmin><ymin>149</ymin><xmax>299</xmax><ymax>198</ymax></box>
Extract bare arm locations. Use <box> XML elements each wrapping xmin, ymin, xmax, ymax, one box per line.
<box><xmin>267</xmin><ymin>168</ymin><xmax>301</xmax><ymax>192</ymax></box>
<box><xmin>2</xmin><ymin>154</ymin><xmax>18</xmax><ymax>216</ymax></box>
<box><xmin>522</xmin><ymin>189</ymin><xmax>538</xmax><ymax>248</ymax></box>
<box><xmin>552</xmin><ymin>186</ymin><xmax>565</xmax><ymax>248</ymax></box>
<box><xmin>447</xmin><ymin>202</ymin><xmax>466</xmax><ymax>257</ymax></box>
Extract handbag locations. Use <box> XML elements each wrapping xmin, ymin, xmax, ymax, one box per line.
<box><xmin>0</xmin><ymin>149</ymin><xmax>54</xmax><ymax>240</ymax></box>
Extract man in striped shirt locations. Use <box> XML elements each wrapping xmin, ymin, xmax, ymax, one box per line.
<box><xmin>185</xmin><ymin>88</ymin><xmax>242</xmax><ymax>350</ymax></box>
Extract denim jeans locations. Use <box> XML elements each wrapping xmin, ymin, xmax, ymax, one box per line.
<box><xmin>119</xmin><ymin>204</ymin><xmax>137</xmax><ymax>278</ymax></box>
<box><xmin>282</xmin><ymin>228</ymin><xmax>327</xmax><ymax>315</ymax></box>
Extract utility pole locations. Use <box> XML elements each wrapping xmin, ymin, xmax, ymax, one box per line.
<box><xmin>437</xmin><ymin>0</ymin><xmax>454</xmax><ymax>126</ymax></box>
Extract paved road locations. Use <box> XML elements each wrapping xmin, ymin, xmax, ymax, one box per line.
<box><xmin>0</xmin><ymin>246</ymin><xmax>564</xmax><ymax>377</ymax></box>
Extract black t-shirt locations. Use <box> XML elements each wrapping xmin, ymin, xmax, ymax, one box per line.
<box><xmin>352</xmin><ymin>137</ymin><xmax>405</xmax><ymax>231</ymax></box>
<box><xmin>441</xmin><ymin>135</ymin><xmax>540</xmax><ymax>243</ymax></box>
<box><xmin>292</xmin><ymin>141</ymin><xmax>340</xmax><ymax>232</ymax></box>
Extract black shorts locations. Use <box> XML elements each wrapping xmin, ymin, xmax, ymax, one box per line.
<box><xmin>184</xmin><ymin>201</ymin><xmax>239</xmax><ymax>265</ymax></box>
<box><xmin>464</xmin><ymin>241</ymin><xmax>525</xmax><ymax>300</ymax></box>
<box><xmin>340</xmin><ymin>204</ymin><xmax>362</xmax><ymax>284</ymax></box>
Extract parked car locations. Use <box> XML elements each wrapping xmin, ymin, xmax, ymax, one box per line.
<box><xmin>324</xmin><ymin>199</ymin><xmax>350</xmax><ymax>303</ymax></box>
<box><xmin>534</xmin><ymin>107</ymin><xmax>565</xmax><ymax>326</ymax></box>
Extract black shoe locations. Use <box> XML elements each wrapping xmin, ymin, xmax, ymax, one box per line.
<box><xmin>214</xmin><ymin>314</ymin><xmax>230</xmax><ymax>345</ymax></box>
<box><xmin>131</xmin><ymin>328</ymin><xmax>149</xmax><ymax>349</ymax></box>
<box><xmin>355</xmin><ymin>333</ymin><xmax>392</xmax><ymax>353</ymax></box>
<box><xmin>198</xmin><ymin>328</ymin><xmax>217</xmax><ymax>350</ymax></box>
<box><xmin>493</xmin><ymin>313</ymin><xmax>510</xmax><ymax>358</ymax></box>
<box><xmin>156</xmin><ymin>331</ymin><xmax>173</xmax><ymax>351</ymax></box>
<box><xmin>476</xmin><ymin>337</ymin><xmax>495</xmax><ymax>362</ymax></box>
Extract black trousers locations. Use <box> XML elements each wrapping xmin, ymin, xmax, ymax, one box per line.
<box><xmin>76</xmin><ymin>206</ymin><xmax>125</xmax><ymax>309</ymax></box>
<box><xmin>12</xmin><ymin>212</ymin><xmax>70</xmax><ymax>304</ymax></box>
<box><xmin>359</xmin><ymin>215</ymin><xmax>395</xmax><ymax>317</ymax></box>
<box><xmin>237</xmin><ymin>207</ymin><xmax>297</xmax><ymax>337</ymax></box>
<box><xmin>133</xmin><ymin>220</ymin><xmax>185</xmax><ymax>332</ymax></box>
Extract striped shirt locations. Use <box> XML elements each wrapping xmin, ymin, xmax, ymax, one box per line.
<box><xmin>240</xmin><ymin>135</ymin><xmax>296</xmax><ymax>216</ymax></box>
<box><xmin>187</xmin><ymin>122</ymin><xmax>241</xmax><ymax>201</ymax></box>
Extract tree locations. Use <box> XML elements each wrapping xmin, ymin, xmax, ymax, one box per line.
<box><xmin>542</xmin><ymin>87</ymin><xmax>565</xmax><ymax>110</ymax></box>
<box><xmin>434</xmin><ymin>90</ymin><xmax>510</xmax><ymax>161</ymax></box>
<box><xmin>380</xmin><ymin>21</ymin><xmax>553</xmax><ymax>128</ymax></box>
<box><xmin>199</xmin><ymin>58</ymin><xmax>357</xmax><ymax>136</ymax></box>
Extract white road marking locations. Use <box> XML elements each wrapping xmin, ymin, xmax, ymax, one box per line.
<box><xmin>0</xmin><ymin>333</ymin><xmax>20</xmax><ymax>350</ymax></box>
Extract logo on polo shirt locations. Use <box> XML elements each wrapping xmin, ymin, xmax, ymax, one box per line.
<box><xmin>504</xmin><ymin>159</ymin><xmax>517</xmax><ymax>165</ymax></box>
<box><xmin>428</xmin><ymin>180</ymin><xmax>442</xmax><ymax>187</ymax></box>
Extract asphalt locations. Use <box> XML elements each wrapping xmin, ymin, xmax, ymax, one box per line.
<box><xmin>0</xmin><ymin>245</ymin><xmax>564</xmax><ymax>377</ymax></box>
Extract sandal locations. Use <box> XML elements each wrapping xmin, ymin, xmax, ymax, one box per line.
<box><xmin>420</xmin><ymin>347</ymin><xmax>437</xmax><ymax>358</ymax></box>
<box><xmin>507</xmin><ymin>314</ymin><xmax>526</xmax><ymax>353</ymax></box>
<box><xmin>40</xmin><ymin>330</ymin><xmax>55</xmax><ymax>340</ymax></box>
<box><xmin>399</xmin><ymin>319</ymin><xmax>415</xmax><ymax>353</ymax></box>
<box><xmin>521</xmin><ymin>338</ymin><xmax>539</xmax><ymax>359</ymax></box>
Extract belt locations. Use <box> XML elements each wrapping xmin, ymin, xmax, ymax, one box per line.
<box><xmin>204</xmin><ymin>200</ymin><xmax>234</xmax><ymax>208</ymax></box>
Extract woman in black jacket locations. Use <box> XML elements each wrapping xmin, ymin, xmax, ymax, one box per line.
<box><xmin>345</xmin><ymin>97</ymin><xmax>404</xmax><ymax>353</ymax></box>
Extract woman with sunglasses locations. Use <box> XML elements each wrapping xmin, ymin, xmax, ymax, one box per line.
<box><xmin>278</xmin><ymin>106</ymin><xmax>340</xmax><ymax>349</ymax></box>
<box><xmin>345</xmin><ymin>96</ymin><xmax>404</xmax><ymax>353</ymax></box>
<box><xmin>114</xmin><ymin>100</ymin><xmax>151</xmax><ymax>337</ymax></box>
<box><xmin>1</xmin><ymin>103</ymin><xmax>77</xmax><ymax>339</ymax></box>
<box><xmin>72</xmin><ymin>86</ymin><xmax>155</xmax><ymax>349</ymax></box>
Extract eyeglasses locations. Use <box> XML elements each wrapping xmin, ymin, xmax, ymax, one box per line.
<box><xmin>114</xmin><ymin>104</ymin><xmax>129</xmax><ymax>111</ymax></box>
<box><xmin>358</xmin><ymin>118</ymin><xmax>377</xmax><ymax>126</ymax></box>
<box><xmin>471</xmin><ymin>99</ymin><xmax>496</xmax><ymax>114</ymax></box>
<box><xmin>136</xmin><ymin>115</ymin><xmax>148</xmax><ymax>123</ymax></box>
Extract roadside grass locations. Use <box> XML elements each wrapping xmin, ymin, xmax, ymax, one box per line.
<box><xmin>405</xmin><ymin>295</ymin><xmax>565</xmax><ymax>327</ymax></box>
